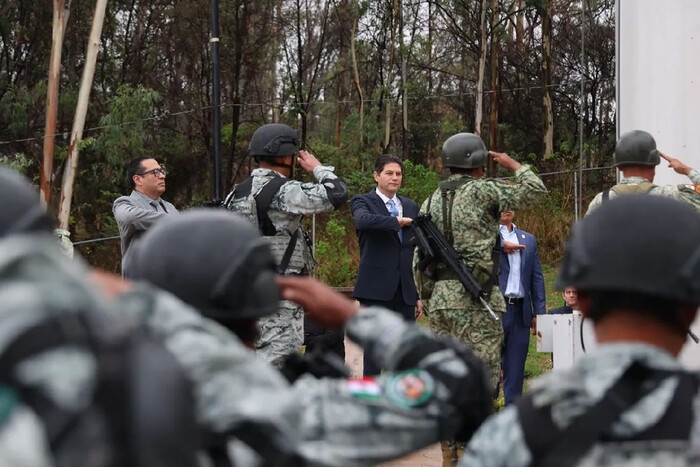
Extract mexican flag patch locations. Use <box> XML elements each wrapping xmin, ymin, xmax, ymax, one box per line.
<box><xmin>347</xmin><ymin>377</ymin><xmax>382</xmax><ymax>400</ymax></box>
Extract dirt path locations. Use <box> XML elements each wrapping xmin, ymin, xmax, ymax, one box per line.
<box><xmin>344</xmin><ymin>337</ymin><xmax>442</xmax><ymax>467</ymax></box>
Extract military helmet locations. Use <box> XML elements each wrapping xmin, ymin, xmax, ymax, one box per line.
<box><xmin>0</xmin><ymin>166</ymin><xmax>53</xmax><ymax>238</ymax></box>
<box><xmin>613</xmin><ymin>130</ymin><xmax>660</xmax><ymax>167</ymax></box>
<box><xmin>130</xmin><ymin>210</ymin><xmax>280</xmax><ymax>321</ymax></box>
<box><xmin>557</xmin><ymin>196</ymin><xmax>700</xmax><ymax>305</ymax></box>
<box><xmin>441</xmin><ymin>133</ymin><xmax>489</xmax><ymax>169</ymax></box>
<box><xmin>249</xmin><ymin>123</ymin><xmax>299</xmax><ymax>159</ymax></box>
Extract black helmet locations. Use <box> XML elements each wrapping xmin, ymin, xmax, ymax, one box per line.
<box><xmin>557</xmin><ymin>196</ymin><xmax>700</xmax><ymax>305</ymax></box>
<box><xmin>0</xmin><ymin>166</ymin><xmax>53</xmax><ymax>238</ymax></box>
<box><xmin>249</xmin><ymin>124</ymin><xmax>299</xmax><ymax>160</ymax></box>
<box><xmin>441</xmin><ymin>133</ymin><xmax>488</xmax><ymax>169</ymax></box>
<box><xmin>130</xmin><ymin>210</ymin><xmax>280</xmax><ymax>321</ymax></box>
<box><xmin>613</xmin><ymin>130</ymin><xmax>660</xmax><ymax>167</ymax></box>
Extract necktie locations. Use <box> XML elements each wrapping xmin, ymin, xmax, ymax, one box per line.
<box><xmin>387</xmin><ymin>199</ymin><xmax>402</xmax><ymax>242</ymax></box>
<box><xmin>151</xmin><ymin>200</ymin><xmax>168</xmax><ymax>213</ymax></box>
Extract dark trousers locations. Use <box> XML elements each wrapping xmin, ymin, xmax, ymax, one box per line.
<box><xmin>501</xmin><ymin>300</ymin><xmax>531</xmax><ymax>406</ymax></box>
<box><xmin>359</xmin><ymin>283</ymin><xmax>415</xmax><ymax>376</ymax></box>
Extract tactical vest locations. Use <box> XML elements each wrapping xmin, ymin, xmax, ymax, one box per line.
<box><xmin>425</xmin><ymin>177</ymin><xmax>500</xmax><ymax>293</ymax></box>
<box><xmin>602</xmin><ymin>181</ymin><xmax>655</xmax><ymax>202</ymax></box>
<box><xmin>516</xmin><ymin>363</ymin><xmax>698</xmax><ymax>466</ymax></box>
<box><xmin>225</xmin><ymin>175</ymin><xmax>313</xmax><ymax>274</ymax></box>
<box><xmin>0</xmin><ymin>310</ymin><xmax>198</xmax><ymax>467</ymax></box>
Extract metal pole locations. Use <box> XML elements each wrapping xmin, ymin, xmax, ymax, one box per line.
<box><xmin>312</xmin><ymin>214</ymin><xmax>316</xmax><ymax>256</ymax></box>
<box><xmin>573</xmin><ymin>171</ymin><xmax>579</xmax><ymax>222</ymax></box>
<box><xmin>210</xmin><ymin>0</ymin><xmax>223</xmax><ymax>202</ymax></box>
<box><xmin>578</xmin><ymin>0</ymin><xmax>586</xmax><ymax>219</ymax></box>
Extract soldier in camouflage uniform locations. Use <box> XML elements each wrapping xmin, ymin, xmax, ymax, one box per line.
<box><xmin>415</xmin><ymin>133</ymin><xmax>547</xmax><ymax>465</ymax></box>
<box><xmin>587</xmin><ymin>129</ymin><xmax>700</xmax><ymax>215</ymax></box>
<box><xmin>461</xmin><ymin>195</ymin><xmax>700</xmax><ymax>466</ymax></box>
<box><xmin>225</xmin><ymin>123</ymin><xmax>348</xmax><ymax>367</ymax></box>
<box><xmin>127</xmin><ymin>209</ymin><xmax>494</xmax><ymax>466</ymax></box>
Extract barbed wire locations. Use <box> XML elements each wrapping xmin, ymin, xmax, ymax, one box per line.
<box><xmin>71</xmin><ymin>165</ymin><xmax>616</xmax><ymax>246</ymax></box>
<box><xmin>0</xmin><ymin>77</ymin><xmax>615</xmax><ymax>148</ymax></box>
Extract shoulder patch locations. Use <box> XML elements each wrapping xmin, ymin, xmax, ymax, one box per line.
<box><xmin>384</xmin><ymin>369</ymin><xmax>435</xmax><ymax>408</ymax></box>
<box><xmin>0</xmin><ymin>384</ymin><xmax>18</xmax><ymax>425</ymax></box>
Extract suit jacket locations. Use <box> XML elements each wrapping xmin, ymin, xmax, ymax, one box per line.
<box><xmin>498</xmin><ymin>227</ymin><xmax>546</xmax><ymax>328</ymax></box>
<box><xmin>351</xmin><ymin>190</ymin><xmax>419</xmax><ymax>305</ymax></box>
<box><xmin>113</xmin><ymin>190</ymin><xmax>178</xmax><ymax>277</ymax></box>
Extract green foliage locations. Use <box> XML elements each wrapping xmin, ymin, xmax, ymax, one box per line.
<box><xmin>94</xmin><ymin>85</ymin><xmax>161</xmax><ymax>167</ymax></box>
<box><xmin>314</xmin><ymin>216</ymin><xmax>355</xmax><ymax>287</ymax></box>
<box><xmin>0</xmin><ymin>153</ymin><xmax>33</xmax><ymax>176</ymax></box>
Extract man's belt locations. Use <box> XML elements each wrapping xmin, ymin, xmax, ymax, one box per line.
<box><xmin>505</xmin><ymin>297</ymin><xmax>524</xmax><ymax>305</ymax></box>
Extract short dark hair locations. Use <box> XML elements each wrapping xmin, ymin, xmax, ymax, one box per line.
<box><xmin>374</xmin><ymin>154</ymin><xmax>403</xmax><ymax>174</ymax></box>
<box><xmin>127</xmin><ymin>157</ymin><xmax>154</xmax><ymax>189</ymax></box>
<box><xmin>585</xmin><ymin>290</ymin><xmax>687</xmax><ymax>334</ymax></box>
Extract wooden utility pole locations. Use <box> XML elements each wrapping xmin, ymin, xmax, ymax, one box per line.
<box><xmin>40</xmin><ymin>0</ymin><xmax>71</xmax><ymax>208</ymax></box>
<box><xmin>488</xmin><ymin>0</ymin><xmax>500</xmax><ymax>176</ymax></box>
<box><xmin>57</xmin><ymin>0</ymin><xmax>108</xmax><ymax>230</ymax></box>
<box><xmin>475</xmin><ymin>0</ymin><xmax>489</xmax><ymax>136</ymax></box>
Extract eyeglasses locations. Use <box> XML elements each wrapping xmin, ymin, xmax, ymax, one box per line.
<box><xmin>138</xmin><ymin>168</ymin><xmax>167</xmax><ymax>177</ymax></box>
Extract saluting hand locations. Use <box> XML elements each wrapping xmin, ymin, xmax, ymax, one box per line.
<box><xmin>297</xmin><ymin>150</ymin><xmax>322</xmax><ymax>173</ymax></box>
<box><xmin>489</xmin><ymin>151</ymin><xmax>521</xmax><ymax>172</ymax></box>
<box><xmin>277</xmin><ymin>276</ymin><xmax>359</xmax><ymax>327</ymax></box>
<box><xmin>660</xmin><ymin>152</ymin><xmax>692</xmax><ymax>175</ymax></box>
<box><xmin>503</xmin><ymin>241</ymin><xmax>526</xmax><ymax>254</ymax></box>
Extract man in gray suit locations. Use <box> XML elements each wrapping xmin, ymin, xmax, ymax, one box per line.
<box><xmin>113</xmin><ymin>156</ymin><xmax>178</xmax><ymax>277</ymax></box>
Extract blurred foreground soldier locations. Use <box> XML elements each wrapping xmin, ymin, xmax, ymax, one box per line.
<box><xmin>461</xmin><ymin>195</ymin><xmax>700</xmax><ymax>466</ymax></box>
<box><xmin>0</xmin><ymin>166</ymin><xmax>198</xmax><ymax>466</ymax></box>
<box><xmin>587</xmin><ymin>129</ymin><xmax>700</xmax><ymax>215</ymax></box>
<box><xmin>414</xmin><ymin>133</ymin><xmax>546</xmax><ymax>465</ymax></box>
<box><xmin>129</xmin><ymin>209</ymin><xmax>494</xmax><ymax>466</ymax></box>
<box><xmin>224</xmin><ymin>123</ymin><xmax>348</xmax><ymax>367</ymax></box>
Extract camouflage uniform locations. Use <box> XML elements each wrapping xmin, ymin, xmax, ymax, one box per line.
<box><xmin>118</xmin><ymin>285</ymin><xmax>490</xmax><ymax>466</ymax></box>
<box><xmin>227</xmin><ymin>165</ymin><xmax>343</xmax><ymax>367</ymax></box>
<box><xmin>0</xmin><ymin>236</ymin><xmax>99</xmax><ymax>465</ymax></box>
<box><xmin>417</xmin><ymin>165</ymin><xmax>547</xmax><ymax>391</ymax></box>
<box><xmin>460</xmin><ymin>343</ymin><xmax>700</xmax><ymax>466</ymax></box>
<box><xmin>586</xmin><ymin>170</ymin><xmax>700</xmax><ymax>215</ymax></box>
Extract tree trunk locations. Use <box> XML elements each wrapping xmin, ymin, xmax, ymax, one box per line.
<box><xmin>383</xmin><ymin>0</ymin><xmax>398</xmax><ymax>151</ymax></box>
<box><xmin>350</xmin><ymin>0</ymin><xmax>364</xmax><ymax>146</ymax></box>
<box><xmin>400</xmin><ymin>0</ymin><xmax>407</xmax><ymax>159</ymax></box>
<box><xmin>542</xmin><ymin>0</ymin><xmax>554</xmax><ymax>158</ymax></box>
<box><xmin>488</xmin><ymin>0</ymin><xmax>500</xmax><ymax>176</ymax></box>
<box><xmin>57</xmin><ymin>0</ymin><xmax>108</xmax><ymax>230</ymax></box>
<box><xmin>475</xmin><ymin>0</ymin><xmax>489</xmax><ymax>136</ymax></box>
<box><xmin>40</xmin><ymin>0</ymin><xmax>71</xmax><ymax>208</ymax></box>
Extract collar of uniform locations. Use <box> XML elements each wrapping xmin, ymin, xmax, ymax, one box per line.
<box><xmin>251</xmin><ymin>167</ymin><xmax>288</xmax><ymax>179</ymax></box>
<box><xmin>131</xmin><ymin>189</ymin><xmax>162</xmax><ymax>204</ymax></box>
<box><xmin>445</xmin><ymin>173</ymin><xmax>475</xmax><ymax>182</ymax></box>
<box><xmin>619</xmin><ymin>176</ymin><xmax>651</xmax><ymax>185</ymax></box>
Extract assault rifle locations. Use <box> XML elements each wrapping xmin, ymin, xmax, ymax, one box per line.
<box><xmin>413</xmin><ymin>213</ymin><xmax>499</xmax><ymax>322</ymax></box>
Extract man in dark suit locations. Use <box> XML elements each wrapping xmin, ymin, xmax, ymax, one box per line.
<box><xmin>351</xmin><ymin>155</ymin><xmax>420</xmax><ymax>375</ymax></box>
<box><xmin>498</xmin><ymin>210</ymin><xmax>546</xmax><ymax>405</ymax></box>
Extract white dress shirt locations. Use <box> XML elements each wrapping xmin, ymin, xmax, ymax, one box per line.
<box><xmin>499</xmin><ymin>224</ymin><xmax>524</xmax><ymax>298</ymax></box>
<box><xmin>375</xmin><ymin>188</ymin><xmax>403</xmax><ymax>217</ymax></box>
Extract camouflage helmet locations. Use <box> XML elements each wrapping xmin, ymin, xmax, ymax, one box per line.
<box><xmin>0</xmin><ymin>166</ymin><xmax>53</xmax><ymax>238</ymax></box>
<box><xmin>613</xmin><ymin>130</ymin><xmax>660</xmax><ymax>167</ymax></box>
<box><xmin>557</xmin><ymin>195</ymin><xmax>700</xmax><ymax>305</ymax></box>
<box><xmin>249</xmin><ymin>123</ymin><xmax>299</xmax><ymax>160</ymax></box>
<box><xmin>441</xmin><ymin>133</ymin><xmax>489</xmax><ymax>169</ymax></box>
<box><xmin>130</xmin><ymin>210</ymin><xmax>280</xmax><ymax>321</ymax></box>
